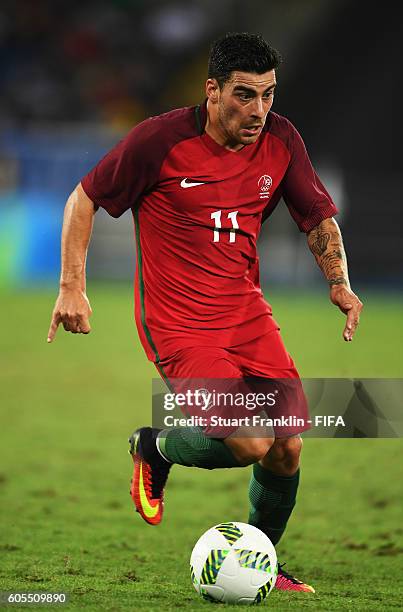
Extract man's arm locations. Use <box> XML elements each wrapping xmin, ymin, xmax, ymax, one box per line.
<box><xmin>47</xmin><ymin>183</ymin><xmax>96</xmax><ymax>343</ymax></box>
<box><xmin>306</xmin><ymin>217</ymin><xmax>363</xmax><ymax>342</ymax></box>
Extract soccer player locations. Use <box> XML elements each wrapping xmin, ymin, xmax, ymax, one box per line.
<box><xmin>48</xmin><ymin>33</ymin><xmax>363</xmax><ymax>593</ymax></box>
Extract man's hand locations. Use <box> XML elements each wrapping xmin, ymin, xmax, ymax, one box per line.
<box><xmin>307</xmin><ymin>218</ymin><xmax>363</xmax><ymax>342</ymax></box>
<box><xmin>330</xmin><ymin>285</ymin><xmax>363</xmax><ymax>342</ymax></box>
<box><xmin>47</xmin><ymin>288</ymin><xmax>92</xmax><ymax>343</ymax></box>
<box><xmin>47</xmin><ymin>183</ymin><xmax>96</xmax><ymax>343</ymax></box>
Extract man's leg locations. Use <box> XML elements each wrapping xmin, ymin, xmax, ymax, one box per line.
<box><xmin>130</xmin><ymin>426</ymin><xmax>272</xmax><ymax>525</ymax></box>
<box><xmin>248</xmin><ymin>436</ymin><xmax>302</xmax><ymax>546</ymax></box>
<box><xmin>226</xmin><ymin>328</ymin><xmax>308</xmax><ymax>545</ymax></box>
<box><xmin>151</xmin><ymin>350</ymin><xmax>259</xmax><ymax>470</ymax></box>
<box><xmin>130</xmin><ymin>346</ymin><xmax>273</xmax><ymax>524</ymax></box>
<box><xmin>158</xmin><ymin>428</ymin><xmax>271</xmax><ymax>469</ymax></box>
<box><xmin>248</xmin><ymin>436</ymin><xmax>314</xmax><ymax>593</ymax></box>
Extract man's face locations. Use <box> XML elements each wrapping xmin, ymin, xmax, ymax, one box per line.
<box><xmin>207</xmin><ymin>70</ymin><xmax>276</xmax><ymax>148</ymax></box>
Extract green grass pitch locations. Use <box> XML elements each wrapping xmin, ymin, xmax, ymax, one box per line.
<box><xmin>1</xmin><ymin>285</ymin><xmax>402</xmax><ymax>610</ymax></box>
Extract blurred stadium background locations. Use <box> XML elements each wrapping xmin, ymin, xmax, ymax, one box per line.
<box><xmin>1</xmin><ymin>0</ymin><xmax>402</xmax><ymax>289</ymax></box>
<box><xmin>1</xmin><ymin>2</ymin><xmax>402</xmax><ymax>607</ymax></box>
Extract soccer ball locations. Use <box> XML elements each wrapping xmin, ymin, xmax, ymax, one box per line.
<box><xmin>190</xmin><ymin>522</ymin><xmax>277</xmax><ymax>605</ymax></box>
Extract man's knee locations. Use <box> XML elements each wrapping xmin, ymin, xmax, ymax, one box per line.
<box><xmin>225</xmin><ymin>437</ymin><xmax>274</xmax><ymax>466</ymax></box>
<box><xmin>262</xmin><ymin>435</ymin><xmax>303</xmax><ymax>475</ymax></box>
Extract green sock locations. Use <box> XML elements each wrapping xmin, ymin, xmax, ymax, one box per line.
<box><xmin>158</xmin><ymin>427</ymin><xmax>241</xmax><ymax>469</ymax></box>
<box><xmin>248</xmin><ymin>463</ymin><xmax>300</xmax><ymax>545</ymax></box>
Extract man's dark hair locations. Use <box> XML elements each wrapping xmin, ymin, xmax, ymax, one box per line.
<box><xmin>208</xmin><ymin>32</ymin><xmax>282</xmax><ymax>88</ymax></box>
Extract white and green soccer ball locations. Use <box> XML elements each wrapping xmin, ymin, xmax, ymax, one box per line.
<box><xmin>190</xmin><ymin>522</ymin><xmax>277</xmax><ymax>605</ymax></box>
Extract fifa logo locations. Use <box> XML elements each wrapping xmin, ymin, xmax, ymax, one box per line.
<box><xmin>258</xmin><ymin>175</ymin><xmax>272</xmax><ymax>199</ymax></box>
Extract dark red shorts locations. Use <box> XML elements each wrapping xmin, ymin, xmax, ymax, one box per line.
<box><xmin>155</xmin><ymin>329</ymin><xmax>310</xmax><ymax>438</ymax></box>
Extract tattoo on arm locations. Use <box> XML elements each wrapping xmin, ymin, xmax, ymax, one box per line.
<box><xmin>307</xmin><ymin>219</ymin><xmax>350</xmax><ymax>288</ymax></box>
<box><xmin>310</xmin><ymin>232</ymin><xmax>330</xmax><ymax>256</ymax></box>
<box><xmin>328</xmin><ymin>276</ymin><xmax>347</xmax><ymax>287</ymax></box>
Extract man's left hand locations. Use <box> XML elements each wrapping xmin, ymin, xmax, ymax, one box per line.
<box><xmin>330</xmin><ymin>286</ymin><xmax>363</xmax><ymax>342</ymax></box>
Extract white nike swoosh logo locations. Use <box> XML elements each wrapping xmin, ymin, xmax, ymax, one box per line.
<box><xmin>180</xmin><ymin>178</ymin><xmax>207</xmax><ymax>188</ymax></box>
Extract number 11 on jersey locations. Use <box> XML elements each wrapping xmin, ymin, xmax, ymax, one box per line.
<box><xmin>211</xmin><ymin>210</ymin><xmax>239</xmax><ymax>243</ymax></box>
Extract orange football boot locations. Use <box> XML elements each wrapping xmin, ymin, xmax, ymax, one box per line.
<box><xmin>129</xmin><ymin>427</ymin><xmax>171</xmax><ymax>525</ymax></box>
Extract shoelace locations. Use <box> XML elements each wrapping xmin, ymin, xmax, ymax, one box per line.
<box><xmin>277</xmin><ymin>563</ymin><xmax>302</xmax><ymax>584</ymax></box>
<box><xmin>142</xmin><ymin>458</ymin><xmax>170</xmax><ymax>499</ymax></box>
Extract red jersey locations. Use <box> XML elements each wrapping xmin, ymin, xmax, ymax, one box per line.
<box><xmin>81</xmin><ymin>101</ymin><xmax>337</xmax><ymax>362</ymax></box>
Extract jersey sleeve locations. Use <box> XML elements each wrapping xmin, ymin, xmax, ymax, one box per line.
<box><xmin>281</xmin><ymin>121</ymin><xmax>338</xmax><ymax>233</ymax></box>
<box><xmin>81</xmin><ymin>117</ymin><xmax>162</xmax><ymax>218</ymax></box>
